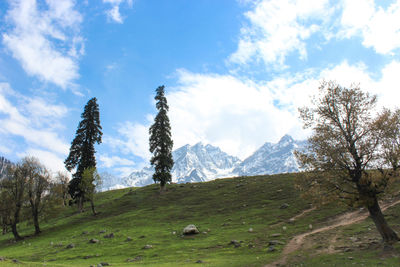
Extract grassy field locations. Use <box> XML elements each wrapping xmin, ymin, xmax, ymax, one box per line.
<box><xmin>0</xmin><ymin>173</ymin><xmax>399</xmax><ymax>266</ymax></box>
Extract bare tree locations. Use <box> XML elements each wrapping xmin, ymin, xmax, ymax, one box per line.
<box><xmin>0</xmin><ymin>185</ymin><xmax>12</xmax><ymax>235</ymax></box>
<box><xmin>53</xmin><ymin>171</ymin><xmax>70</xmax><ymax>207</ymax></box>
<box><xmin>295</xmin><ymin>81</ymin><xmax>399</xmax><ymax>247</ymax></box>
<box><xmin>374</xmin><ymin>108</ymin><xmax>400</xmax><ymax>173</ymax></box>
<box><xmin>2</xmin><ymin>163</ymin><xmax>28</xmax><ymax>240</ymax></box>
<box><xmin>24</xmin><ymin>157</ymin><xmax>50</xmax><ymax>235</ymax></box>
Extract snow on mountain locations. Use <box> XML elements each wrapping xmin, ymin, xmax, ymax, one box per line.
<box><xmin>172</xmin><ymin>142</ymin><xmax>241</xmax><ymax>183</ymax></box>
<box><xmin>100</xmin><ymin>135</ymin><xmax>308</xmax><ymax>191</ymax></box>
<box><xmin>100</xmin><ymin>143</ymin><xmax>241</xmax><ymax>190</ymax></box>
<box><xmin>0</xmin><ymin>156</ymin><xmax>12</xmax><ymax>179</ymax></box>
<box><xmin>234</xmin><ymin>135</ymin><xmax>307</xmax><ymax>176</ymax></box>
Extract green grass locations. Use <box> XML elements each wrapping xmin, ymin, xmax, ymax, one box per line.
<box><xmin>0</xmin><ymin>173</ymin><xmax>399</xmax><ymax>266</ymax></box>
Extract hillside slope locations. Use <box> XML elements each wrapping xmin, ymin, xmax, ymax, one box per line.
<box><xmin>0</xmin><ymin>174</ymin><xmax>400</xmax><ymax>267</ymax></box>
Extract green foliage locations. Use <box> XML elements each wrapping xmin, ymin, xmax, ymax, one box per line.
<box><xmin>149</xmin><ymin>86</ymin><xmax>174</xmax><ymax>189</ymax></box>
<box><xmin>80</xmin><ymin>167</ymin><xmax>101</xmax><ymax>202</ymax></box>
<box><xmin>64</xmin><ymin>97</ymin><xmax>102</xmax><ymax>200</ymax></box>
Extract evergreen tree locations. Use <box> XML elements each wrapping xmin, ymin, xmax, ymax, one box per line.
<box><xmin>64</xmin><ymin>98</ymin><xmax>102</xmax><ymax>211</ymax></box>
<box><xmin>149</xmin><ymin>86</ymin><xmax>174</xmax><ymax>191</ymax></box>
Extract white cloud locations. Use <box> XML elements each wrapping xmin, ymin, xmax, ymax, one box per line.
<box><xmin>0</xmin><ymin>82</ymin><xmax>69</xmax><ymax>172</ymax></box>
<box><xmin>103</xmin><ymin>0</ymin><xmax>133</xmax><ymax>23</ymax></box>
<box><xmin>17</xmin><ymin>149</ymin><xmax>68</xmax><ymax>174</ymax></box>
<box><xmin>230</xmin><ymin>0</ymin><xmax>332</xmax><ymax>68</ymax></box>
<box><xmin>2</xmin><ymin>0</ymin><xmax>83</xmax><ymax>89</ymax></box>
<box><xmin>99</xmin><ymin>154</ymin><xmax>135</xmax><ymax>168</ymax></box>
<box><xmin>339</xmin><ymin>0</ymin><xmax>400</xmax><ymax>54</ymax></box>
<box><xmin>230</xmin><ymin>0</ymin><xmax>400</xmax><ymax>69</ymax></box>
<box><xmin>167</xmin><ymin>70</ymin><xmax>301</xmax><ymax>159</ymax></box>
<box><xmin>104</xmin><ymin>121</ymin><xmax>151</xmax><ymax>160</ymax></box>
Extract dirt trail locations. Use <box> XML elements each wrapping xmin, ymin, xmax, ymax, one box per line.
<box><xmin>289</xmin><ymin>207</ymin><xmax>316</xmax><ymax>222</ymax></box>
<box><xmin>265</xmin><ymin>199</ymin><xmax>400</xmax><ymax>267</ymax></box>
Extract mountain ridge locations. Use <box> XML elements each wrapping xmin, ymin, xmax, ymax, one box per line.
<box><xmin>100</xmin><ymin>135</ymin><xmax>307</xmax><ymax>191</ymax></box>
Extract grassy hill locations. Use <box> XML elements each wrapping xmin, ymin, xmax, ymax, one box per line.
<box><xmin>1</xmin><ymin>173</ymin><xmax>400</xmax><ymax>266</ymax></box>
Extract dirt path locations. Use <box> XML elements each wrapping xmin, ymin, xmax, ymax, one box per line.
<box><xmin>289</xmin><ymin>207</ymin><xmax>316</xmax><ymax>222</ymax></box>
<box><xmin>265</xmin><ymin>199</ymin><xmax>400</xmax><ymax>267</ymax></box>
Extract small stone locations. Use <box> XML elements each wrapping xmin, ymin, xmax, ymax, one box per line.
<box><xmin>100</xmin><ymin>263</ymin><xmax>109</xmax><ymax>266</ymax></box>
<box><xmin>143</xmin><ymin>244</ymin><xmax>153</xmax><ymax>249</ymax></box>
<box><xmin>12</xmin><ymin>259</ymin><xmax>20</xmax><ymax>263</ymax></box>
<box><xmin>0</xmin><ymin>257</ymin><xmax>5</xmax><ymax>261</ymax></box>
<box><xmin>126</xmin><ymin>237</ymin><xmax>133</xmax><ymax>241</ymax></box>
<box><xmin>82</xmin><ymin>231</ymin><xmax>88</xmax><ymax>235</ymax></box>
<box><xmin>309</xmin><ymin>224</ymin><xmax>313</xmax><ymax>230</ymax></box>
<box><xmin>268</xmin><ymin>246</ymin><xmax>276</xmax><ymax>252</ymax></box>
<box><xmin>99</xmin><ymin>230</ymin><xmax>106</xmax><ymax>234</ymax></box>
<box><xmin>229</xmin><ymin>240</ymin><xmax>241</xmax><ymax>248</ymax></box>
<box><xmin>104</xmin><ymin>233</ymin><xmax>114</xmax><ymax>238</ymax></box>
<box><xmin>66</xmin><ymin>243</ymin><xmax>75</xmax><ymax>249</ymax></box>
<box><xmin>202</xmin><ymin>232</ymin><xmax>207</xmax><ymax>234</ymax></box>
<box><xmin>280</xmin><ymin>203</ymin><xmax>290</xmax><ymax>209</ymax></box>
<box><xmin>196</xmin><ymin>260</ymin><xmax>203</xmax><ymax>263</ymax></box>
<box><xmin>89</xmin><ymin>239</ymin><xmax>99</xmax><ymax>244</ymax></box>
<box><xmin>348</xmin><ymin>257</ymin><xmax>354</xmax><ymax>260</ymax></box>
<box><xmin>242</xmin><ymin>222</ymin><xmax>246</xmax><ymax>225</ymax></box>
<box><xmin>269</xmin><ymin>240</ymin><xmax>284</xmax><ymax>245</ymax></box>
<box><xmin>271</xmin><ymin>233</ymin><xmax>281</xmax><ymax>237</ymax></box>
<box><xmin>183</xmin><ymin>224</ymin><xmax>200</xmax><ymax>235</ymax></box>
<box><xmin>282</xmin><ymin>226</ymin><xmax>287</xmax><ymax>231</ymax></box>
<box><xmin>127</xmin><ymin>256</ymin><xmax>143</xmax><ymax>262</ymax></box>
<box><xmin>248</xmin><ymin>228</ymin><xmax>253</xmax><ymax>233</ymax></box>
<box><xmin>172</xmin><ymin>231</ymin><xmax>176</xmax><ymax>235</ymax></box>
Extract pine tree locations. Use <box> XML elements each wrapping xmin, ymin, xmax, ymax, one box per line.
<box><xmin>149</xmin><ymin>86</ymin><xmax>174</xmax><ymax>191</ymax></box>
<box><xmin>64</xmin><ymin>97</ymin><xmax>102</xmax><ymax>211</ymax></box>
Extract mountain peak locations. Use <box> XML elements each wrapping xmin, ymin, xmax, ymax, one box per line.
<box><xmin>279</xmin><ymin>134</ymin><xmax>293</xmax><ymax>143</ymax></box>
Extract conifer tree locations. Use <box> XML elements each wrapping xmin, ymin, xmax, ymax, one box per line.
<box><xmin>149</xmin><ymin>86</ymin><xmax>174</xmax><ymax>191</ymax></box>
<box><xmin>64</xmin><ymin>98</ymin><xmax>102</xmax><ymax>211</ymax></box>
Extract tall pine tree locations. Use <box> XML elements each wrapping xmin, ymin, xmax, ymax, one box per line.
<box><xmin>64</xmin><ymin>97</ymin><xmax>102</xmax><ymax>211</ymax></box>
<box><xmin>149</xmin><ymin>86</ymin><xmax>174</xmax><ymax>191</ymax></box>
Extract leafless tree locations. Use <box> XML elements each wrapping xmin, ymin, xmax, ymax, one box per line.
<box><xmin>296</xmin><ymin>81</ymin><xmax>399</xmax><ymax>246</ymax></box>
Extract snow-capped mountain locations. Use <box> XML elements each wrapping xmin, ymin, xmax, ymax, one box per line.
<box><xmin>100</xmin><ymin>135</ymin><xmax>308</xmax><ymax>191</ymax></box>
<box><xmin>101</xmin><ymin>143</ymin><xmax>241</xmax><ymax>190</ymax></box>
<box><xmin>172</xmin><ymin>142</ymin><xmax>241</xmax><ymax>183</ymax></box>
<box><xmin>234</xmin><ymin>135</ymin><xmax>307</xmax><ymax>176</ymax></box>
<box><xmin>0</xmin><ymin>156</ymin><xmax>12</xmax><ymax>179</ymax></box>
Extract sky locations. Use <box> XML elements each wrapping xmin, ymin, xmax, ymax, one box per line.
<box><xmin>1</xmin><ymin>0</ymin><xmax>400</xmax><ymax>178</ymax></box>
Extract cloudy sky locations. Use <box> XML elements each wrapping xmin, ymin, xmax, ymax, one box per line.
<box><xmin>1</xmin><ymin>0</ymin><xmax>400</xmax><ymax>177</ymax></box>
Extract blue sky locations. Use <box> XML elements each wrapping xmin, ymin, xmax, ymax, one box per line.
<box><xmin>1</xmin><ymin>0</ymin><xmax>400</xmax><ymax>177</ymax></box>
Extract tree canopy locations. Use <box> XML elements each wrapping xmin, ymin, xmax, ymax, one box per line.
<box><xmin>295</xmin><ymin>81</ymin><xmax>399</xmax><ymax>246</ymax></box>
<box><xmin>64</xmin><ymin>97</ymin><xmax>102</xmax><ymax>210</ymax></box>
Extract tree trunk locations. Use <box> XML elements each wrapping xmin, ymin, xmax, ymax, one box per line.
<box><xmin>11</xmin><ymin>205</ymin><xmax>22</xmax><ymax>240</ymax></box>
<box><xmin>33</xmin><ymin>210</ymin><xmax>41</xmax><ymax>235</ymax></box>
<box><xmin>90</xmin><ymin>199</ymin><xmax>97</xmax><ymax>216</ymax></box>
<box><xmin>78</xmin><ymin>196</ymin><xmax>84</xmax><ymax>212</ymax></box>
<box><xmin>367</xmin><ymin>196</ymin><xmax>399</xmax><ymax>246</ymax></box>
<box><xmin>2</xmin><ymin>223</ymin><xmax>7</xmax><ymax>235</ymax></box>
<box><xmin>160</xmin><ymin>183</ymin><xmax>166</xmax><ymax>193</ymax></box>
<box><xmin>11</xmin><ymin>223</ymin><xmax>22</xmax><ymax>241</ymax></box>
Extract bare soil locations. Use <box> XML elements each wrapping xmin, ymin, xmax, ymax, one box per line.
<box><xmin>265</xmin><ymin>199</ymin><xmax>400</xmax><ymax>267</ymax></box>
